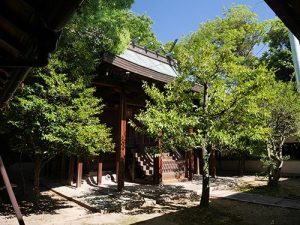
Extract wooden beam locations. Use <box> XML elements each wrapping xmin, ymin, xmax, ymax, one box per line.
<box><xmin>0</xmin><ymin>155</ymin><xmax>25</xmax><ymax>225</ymax></box>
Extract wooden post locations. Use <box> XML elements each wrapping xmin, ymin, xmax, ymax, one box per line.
<box><xmin>154</xmin><ymin>137</ymin><xmax>162</xmax><ymax>184</ymax></box>
<box><xmin>0</xmin><ymin>156</ymin><xmax>25</xmax><ymax>225</ymax></box>
<box><xmin>188</xmin><ymin>128</ymin><xmax>194</xmax><ymax>180</ymax></box>
<box><xmin>60</xmin><ymin>155</ymin><xmax>66</xmax><ymax>182</ymax></box>
<box><xmin>76</xmin><ymin>158</ymin><xmax>83</xmax><ymax>188</ymax></box>
<box><xmin>97</xmin><ymin>156</ymin><xmax>103</xmax><ymax>186</ymax></box>
<box><xmin>154</xmin><ymin>157</ymin><xmax>162</xmax><ymax>184</ymax></box>
<box><xmin>188</xmin><ymin>151</ymin><xmax>194</xmax><ymax>180</ymax></box>
<box><xmin>185</xmin><ymin>151</ymin><xmax>189</xmax><ymax>178</ymax></box>
<box><xmin>67</xmin><ymin>156</ymin><xmax>74</xmax><ymax>185</ymax></box>
<box><xmin>196</xmin><ymin>154</ymin><xmax>201</xmax><ymax>175</ymax></box>
<box><xmin>209</xmin><ymin>146</ymin><xmax>216</xmax><ymax>178</ymax></box>
<box><xmin>131</xmin><ymin>154</ymin><xmax>136</xmax><ymax>182</ymax></box>
<box><xmin>117</xmin><ymin>91</ymin><xmax>126</xmax><ymax>191</ymax></box>
<box><xmin>239</xmin><ymin>153</ymin><xmax>245</xmax><ymax>177</ymax></box>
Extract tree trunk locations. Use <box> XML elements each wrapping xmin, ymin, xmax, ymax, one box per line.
<box><xmin>33</xmin><ymin>154</ymin><xmax>42</xmax><ymax>201</ymax></box>
<box><xmin>268</xmin><ymin>145</ymin><xmax>283</xmax><ymax>187</ymax></box>
<box><xmin>268</xmin><ymin>160</ymin><xmax>282</xmax><ymax>187</ymax></box>
<box><xmin>200</xmin><ymin>147</ymin><xmax>210</xmax><ymax>208</ymax></box>
<box><xmin>200</xmin><ymin>82</ymin><xmax>210</xmax><ymax>208</ymax></box>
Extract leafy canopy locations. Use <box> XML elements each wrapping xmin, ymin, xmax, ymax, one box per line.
<box><xmin>3</xmin><ymin>59</ymin><xmax>114</xmax><ymax>160</ymax></box>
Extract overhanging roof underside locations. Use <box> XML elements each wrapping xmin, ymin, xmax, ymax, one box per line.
<box><xmin>0</xmin><ymin>0</ymin><xmax>83</xmax><ymax>109</ymax></box>
<box><xmin>265</xmin><ymin>0</ymin><xmax>300</xmax><ymax>40</ymax></box>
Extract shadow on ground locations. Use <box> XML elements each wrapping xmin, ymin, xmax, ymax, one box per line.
<box><xmin>0</xmin><ymin>189</ymin><xmax>72</xmax><ymax>218</ymax></box>
<box><xmin>238</xmin><ymin>177</ymin><xmax>300</xmax><ymax>200</ymax></box>
<box><xmin>130</xmin><ymin>198</ymin><xmax>300</xmax><ymax>225</ymax></box>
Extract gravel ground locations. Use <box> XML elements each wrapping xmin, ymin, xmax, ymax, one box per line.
<box><xmin>1</xmin><ymin>175</ymin><xmax>299</xmax><ymax>225</ymax></box>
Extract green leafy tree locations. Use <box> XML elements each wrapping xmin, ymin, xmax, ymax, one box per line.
<box><xmin>260</xmin><ymin>18</ymin><xmax>294</xmax><ymax>81</ymax></box>
<box><xmin>132</xmin><ymin>6</ymin><xmax>272</xmax><ymax>207</ymax></box>
<box><xmin>56</xmin><ymin>0</ymin><xmax>160</xmax><ymax>79</ymax></box>
<box><xmin>260</xmin><ymin>81</ymin><xmax>300</xmax><ymax>186</ymax></box>
<box><xmin>1</xmin><ymin>0</ymin><xmax>161</xmax><ymax>199</ymax></box>
<box><xmin>2</xmin><ymin>60</ymin><xmax>114</xmax><ymax>198</ymax></box>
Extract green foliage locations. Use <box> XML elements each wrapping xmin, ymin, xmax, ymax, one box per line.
<box><xmin>133</xmin><ymin>5</ymin><xmax>273</xmax><ymax>154</ymax></box>
<box><xmin>130</xmin><ymin>82</ymin><xmax>197</xmax><ymax>154</ymax></box>
<box><xmin>131</xmin><ymin>5</ymin><xmax>274</xmax><ymax>206</ymax></box>
<box><xmin>56</xmin><ymin>0</ymin><xmax>160</xmax><ymax>79</ymax></box>
<box><xmin>260</xmin><ymin>81</ymin><xmax>300</xmax><ymax>182</ymax></box>
<box><xmin>2</xmin><ymin>59</ymin><xmax>114</xmax><ymax>160</ymax></box>
<box><xmin>260</xmin><ymin>18</ymin><xmax>294</xmax><ymax>81</ymax></box>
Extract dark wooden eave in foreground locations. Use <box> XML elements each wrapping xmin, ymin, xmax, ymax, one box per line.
<box><xmin>0</xmin><ymin>0</ymin><xmax>84</xmax><ymax>109</ymax></box>
<box><xmin>265</xmin><ymin>0</ymin><xmax>300</xmax><ymax>40</ymax></box>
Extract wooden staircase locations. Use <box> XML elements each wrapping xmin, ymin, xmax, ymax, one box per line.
<box><xmin>134</xmin><ymin>151</ymin><xmax>185</xmax><ymax>182</ymax></box>
<box><xmin>162</xmin><ymin>153</ymin><xmax>185</xmax><ymax>182</ymax></box>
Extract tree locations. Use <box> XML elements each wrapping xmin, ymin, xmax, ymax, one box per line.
<box><xmin>56</xmin><ymin>0</ymin><xmax>160</xmax><ymax>79</ymax></box>
<box><xmin>260</xmin><ymin>18</ymin><xmax>294</xmax><ymax>81</ymax></box>
<box><xmin>132</xmin><ymin>6</ymin><xmax>272</xmax><ymax>207</ymax></box>
<box><xmin>2</xmin><ymin>60</ymin><xmax>114</xmax><ymax>198</ymax></box>
<box><xmin>261</xmin><ymin>81</ymin><xmax>300</xmax><ymax>186</ymax></box>
<box><xmin>1</xmin><ymin>0</ymin><xmax>161</xmax><ymax>199</ymax></box>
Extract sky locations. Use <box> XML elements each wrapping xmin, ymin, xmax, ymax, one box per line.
<box><xmin>132</xmin><ymin>0</ymin><xmax>276</xmax><ymax>44</ymax></box>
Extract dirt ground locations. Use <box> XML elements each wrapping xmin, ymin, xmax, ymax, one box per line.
<box><xmin>1</xmin><ymin>176</ymin><xmax>300</xmax><ymax>225</ymax></box>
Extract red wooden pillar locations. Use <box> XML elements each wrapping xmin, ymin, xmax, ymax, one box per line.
<box><xmin>185</xmin><ymin>151</ymin><xmax>189</xmax><ymax>178</ymax></box>
<box><xmin>154</xmin><ymin>137</ymin><xmax>162</xmax><ymax>184</ymax></box>
<box><xmin>67</xmin><ymin>156</ymin><xmax>74</xmax><ymax>185</ymax></box>
<box><xmin>131</xmin><ymin>155</ymin><xmax>136</xmax><ymax>182</ymax></box>
<box><xmin>60</xmin><ymin>155</ymin><xmax>66</xmax><ymax>182</ymax></box>
<box><xmin>209</xmin><ymin>146</ymin><xmax>216</xmax><ymax>178</ymax></box>
<box><xmin>76</xmin><ymin>158</ymin><xmax>83</xmax><ymax>188</ymax></box>
<box><xmin>117</xmin><ymin>92</ymin><xmax>126</xmax><ymax>191</ymax></box>
<box><xmin>0</xmin><ymin>156</ymin><xmax>25</xmax><ymax>225</ymax></box>
<box><xmin>188</xmin><ymin>151</ymin><xmax>195</xmax><ymax>180</ymax></box>
<box><xmin>97</xmin><ymin>155</ymin><xmax>103</xmax><ymax>186</ymax></box>
<box><xmin>188</xmin><ymin>128</ymin><xmax>194</xmax><ymax>180</ymax></box>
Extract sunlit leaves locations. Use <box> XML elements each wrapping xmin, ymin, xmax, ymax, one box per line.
<box><xmin>3</xmin><ymin>60</ymin><xmax>114</xmax><ymax>159</ymax></box>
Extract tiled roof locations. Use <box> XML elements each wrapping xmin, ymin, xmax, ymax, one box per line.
<box><xmin>119</xmin><ymin>46</ymin><xmax>178</xmax><ymax>78</ymax></box>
